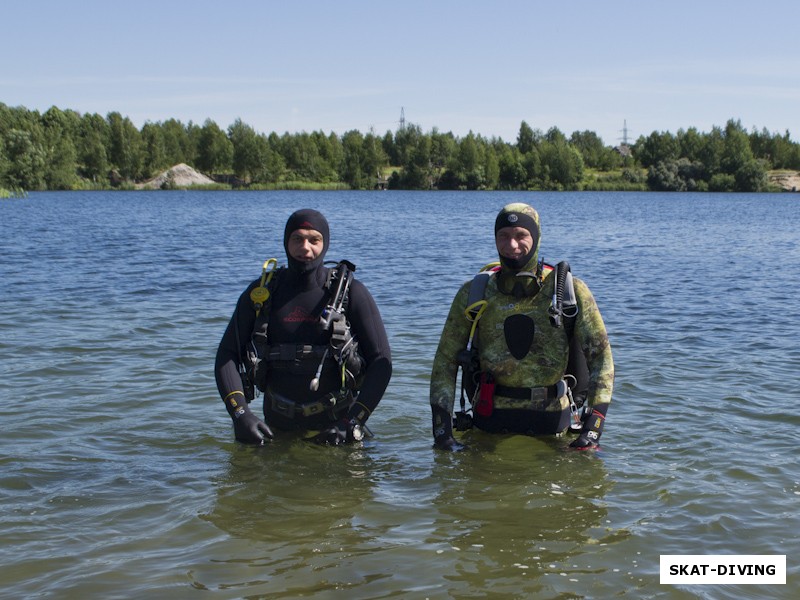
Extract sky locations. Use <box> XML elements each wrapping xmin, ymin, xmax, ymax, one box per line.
<box><xmin>2</xmin><ymin>0</ymin><xmax>799</xmax><ymax>145</ymax></box>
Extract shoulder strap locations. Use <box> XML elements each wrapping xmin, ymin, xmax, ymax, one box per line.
<box><xmin>464</xmin><ymin>262</ymin><xmax>499</xmax><ymax>321</ymax></box>
<box><xmin>465</xmin><ymin>270</ymin><xmax>492</xmax><ymax>320</ymax></box>
<box><xmin>248</xmin><ymin>264</ymin><xmax>285</xmax><ymax>354</ymax></box>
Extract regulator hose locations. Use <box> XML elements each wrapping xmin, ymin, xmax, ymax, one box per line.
<box><xmin>548</xmin><ymin>261</ymin><xmax>571</xmax><ymax>328</ymax></box>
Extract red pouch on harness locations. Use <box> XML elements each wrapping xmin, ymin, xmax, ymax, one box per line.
<box><xmin>475</xmin><ymin>372</ymin><xmax>495</xmax><ymax>417</ymax></box>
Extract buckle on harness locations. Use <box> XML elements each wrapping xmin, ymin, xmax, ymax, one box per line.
<box><xmin>270</xmin><ymin>391</ymin><xmax>346</xmax><ymax>419</ymax></box>
<box><xmin>301</xmin><ymin>394</ymin><xmax>337</xmax><ymax>417</ymax></box>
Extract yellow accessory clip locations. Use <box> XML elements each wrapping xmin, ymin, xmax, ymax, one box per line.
<box><xmin>250</xmin><ymin>258</ymin><xmax>278</xmax><ymax>317</ymax></box>
<box><xmin>464</xmin><ymin>300</ymin><xmax>488</xmax><ymax>351</ymax></box>
<box><xmin>462</xmin><ymin>262</ymin><xmax>497</xmax><ymax>351</ymax></box>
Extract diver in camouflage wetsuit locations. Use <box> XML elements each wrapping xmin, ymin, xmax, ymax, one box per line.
<box><xmin>430</xmin><ymin>202</ymin><xmax>614</xmax><ymax>450</ymax></box>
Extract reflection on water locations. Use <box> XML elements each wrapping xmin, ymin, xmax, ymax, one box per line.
<box><xmin>427</xmin><ymin>437</ymin><xmax>615</xmax><ymax>597</ymax></box>
<box><xmin>198</xmin><ymin>433</ymin><xmax>616</xmax><ymax>598</ymax></box>
<box><xmin>1</xmin><ymin>191</ymin><xmax>798</xmax><ymax>599</ymax></box>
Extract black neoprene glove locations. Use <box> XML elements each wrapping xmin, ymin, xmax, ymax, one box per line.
<box><xmin>224</xmin><ymin>392</ymin><xmax>274</xmax><ymax>445</ymax></box>
<box><xmin>432</xmin><ymin>405</ymin><xmax>465</xmax><ymax>451</ymax></box>
<box><xmin>569</xmin><ymin>404</ymin><xmax>607</xmax><ymax>450</ymax></box>
<box><xmin>309</xmin><ymin>417</ymin><xmax>364</xmax><ymax>445</ymax></box>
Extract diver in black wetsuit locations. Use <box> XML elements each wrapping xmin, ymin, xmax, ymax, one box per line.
<box><xmin>214</xmin><ymin>209</ymin><xmax>392</xmax><ymax>445</ymax></box>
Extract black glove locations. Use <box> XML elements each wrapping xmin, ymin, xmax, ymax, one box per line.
<box><xmin>432</xmin><ymin>405</ymin><xmax>465</xmax><ymax>451</ymax></box>
<box><xmin>225</xmin><ymin>392</ymin><xmax>274</xmax><ymax>445</ymax></box>
<box><xmin>309</xmin><ymin>417</ymin><xmax>364</xmax><ymax>446</ymax></box>
<box><xmin>569</xmin><ymin>405</ymin><xmax>607</xmax><ymax>450</ymax></box>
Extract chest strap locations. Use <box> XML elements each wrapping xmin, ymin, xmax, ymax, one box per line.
<box><xmin>263</xmin><ymin>343</ymin><xmax>328</xmax><ymax>362</ymax></box>
<box><xmin>494</xmin><ymin>383</ymin><xmax>558</xmax><ymax>402</ymax></box>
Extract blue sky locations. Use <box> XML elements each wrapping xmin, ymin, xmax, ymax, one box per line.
<box><xmin>3</xmin><ymin>0</ymin><xmax>799</xmax><ymax>145</ymax></box>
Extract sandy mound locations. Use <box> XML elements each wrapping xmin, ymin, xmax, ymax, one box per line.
<box><xmin>137</xmin><ymin>163</ymin><xmax>215</xmax><ymax>189</ymax></box>
<box><xmin>769</xmin><ymin>171</ymin><xmax>800</xmax><ymax>192</ymax></box>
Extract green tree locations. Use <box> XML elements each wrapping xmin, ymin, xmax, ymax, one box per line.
<box><xmin>708</xmin><ymin>173</ymin><xmax>735</xmax><ymax>192</ymax></box>
<box><xmin>754</xmin><ymin>128</ymin><xmax>799</xmax><ymax>169</ymax></box>
<box><xmin>483</xmin><ymin>144</ymin><xmax>500</xmax><ymax>189</ymax></box>
<box><xmin>698</xmin><ymin>126</ymin><xmax>724</xmax><ymax>177</ymax></box>
<box><xmin>429</xmin><ymin>128</ymin><xmax>456</xmax><ymax>171</ymax></box>
<box><xmin>361</xmin><ymin>131</ymin><xmax>388</xmax><ymax>187</ymax></box>
<box><xmin>517</xmin><ymin>121</ymin><xmax>536</xmax><ymax>154</ymax></box>
<box><xmin>261</xmin><ymin>139</ymin><xmax>287</xmax><ymax>183</ymax></box>
<box><xmin>646</xmin><ymin>158</ymin><xmax>704</xmax><ymax>191</ymax></box>
<box><xmin>720</xmin><ymin>119</ymin><xmax>753</xmax><ymax>175</ymax></box>
<box><xmin>106</xmin><ymin>112</ymin><xmax>143</xmax><ymax>180</ymax></box>
<box><xmin>734</xmin><ymin>159</ymin><xmax>768</xmax><ymax>192</ymax></box>
<box><xmin>77</xmin><ymin>113</ymin><xmax>109</xmax><ymax>183</ymax></box>
<box><xmin>497</xmin><ymin>146</ymin><xmax>526</xmax><ymax>189</ymax></box>
<box><xmin>341</xmin><ymin>129</ymin><xmax>366</xmax><ymax>189</ymax></box>
<box><xmin>309</xmin><ymin>131</ymin><xmax>342</xmax><ymax>181</ymax></box>
<box><xmin>2</xmin><ymin>129</ymin><xmax>47</xmax><ymax>190</ymax></box>
<box><xmin>647</xmin><ymin>160</ymin><xmax>686</xmax><ymax>191</ymax></box>
<box><xmin>0</xmin><ymin>141</ymin><xmax>7</xmax><ymax>187</ymax></box>
<box><xmin>140</xmin><ymin>122</ymin><xmax>167</xmax><ymax>178</ymax></box>
<box><xmin>570</xmin><ymin>130</ymin><xmax>621</xmax><ymax>171</ymax></box>
<box><xmin>196</xmin><ymin>119</ymin><xmax>233</xmax><ymax>174</ymax></box>
<box><xmin>545</xmin><ymin>126</ymin><xmax>567</xmax><ymax>144</ymax></box>
<box><xmin>381</xmin><ymin>130</ymin><xmax>397</xmax><ymax>165</ymax></box>
<box><xmin>281</xmin><ymin>132</ymin><xmax>329</xmax><ymax>181</ymax></box>
<box><xmin>521</xmin><ymin>148</ymin><xmax>542</xmax><ymax>188</ymax></box>
<box><xmin>393</xmin><ymin>124</ymin><xmax>424</xmax><ymax>171</ymax></box>
<box><xmin>570</xmin><ymin>130</ymin><xmax>606</xmax><ymax>169</ymax></box>
<box><xmin>160</xmin><ymin>118</ymin><xmax>194</xmax><ymax>167</ymax></box>
<box><xmin>229</xmin><ymin>119</ymin><xmax>263</xmax><ymax>183</ymax></box>
<box><xmin>389</xmin><ymin>130</ymin><xmax>431</xmax><ymax>189</ymax></box>
<box><xmin>677</xmin><ymin>127</ymin><xmax>704</xmax><ymax>163</ymax></box>
<box><xmin>539</xmin><ymin>140</ymin><xmax>584</xmax><ymax>189</ymax></box>
<box><xmin>635</xmin><ymin>131</ymin><xmax>679</xmax><ymax>168</ymax></box>
<box><xmin>403</xmin><ymin>133</ymin><xmax>433</xmax><ymax>189</ymax></box>
<box><xmin>440</xmin><ymin>132</ymin><xmax>479</xmax><ymax>189</ymax></box>
<box><xmin>41</xmin><ymin>106</ymin><xmax>79</xmax><ymax>189</ymax></box>
<box><xmin>771</xmin><ymin>130</ymin><xmax>800</xmax><ymax>169</ymax></box>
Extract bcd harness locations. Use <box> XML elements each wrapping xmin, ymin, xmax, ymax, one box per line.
<box><xmin>235</xmin><ymin>259</ymin><xmax>365</xmax><ymax>420</ymax></box>
<box><xmin>454</xmin><ymin>259</ymin><xmax>588</xmax><ymax>433</ymax></box>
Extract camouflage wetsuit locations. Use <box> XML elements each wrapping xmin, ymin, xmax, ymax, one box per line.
<box><xmin>430</xmin><ymin>203</ymin><xmax>614</xmax><ymax>448</ymax></box>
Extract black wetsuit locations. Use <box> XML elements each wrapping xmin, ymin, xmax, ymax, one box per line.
<box><xmin>215</xmin><ymin>263</ymin><xmax>392</xmax><ymax>430</ymax></box>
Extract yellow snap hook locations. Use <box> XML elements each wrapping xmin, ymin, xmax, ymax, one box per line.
<box><xmin>250</xmin><ymin>258</ymin><xmax>278</xmax><ymax>316</ymax></box>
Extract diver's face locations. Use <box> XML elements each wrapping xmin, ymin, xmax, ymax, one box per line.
<box><xmin>496</xmin><ymin>226</ymin><xmax>533</xmax><ymax>261</ymax></box>
<box><xmin>287</xmin><ymin>228</ymin><xmax>324</xmax><ymax>263</ymax></box>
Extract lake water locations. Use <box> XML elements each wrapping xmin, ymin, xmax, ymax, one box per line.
<box><xmin>1</xmin><ymin>190</ymin><xmax>798</xmax><ymax>599</ymax></box>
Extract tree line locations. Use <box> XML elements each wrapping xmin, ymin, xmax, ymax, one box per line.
<box><xmin>2</xmin><ymin>101</ymin><xmax>799</xmax><ymax>193</ymax></box>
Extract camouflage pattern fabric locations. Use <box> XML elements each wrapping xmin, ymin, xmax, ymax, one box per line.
<box><xmin>430</xmin><ymin>203</ymin><xmax>614</xmax><ymax>417</ymax></box>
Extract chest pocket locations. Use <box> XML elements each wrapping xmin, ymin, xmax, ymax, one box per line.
<box><xmin>503</xmin><ymin>313</ymin><xmax>535</xmax><ymax>359</ymax></box>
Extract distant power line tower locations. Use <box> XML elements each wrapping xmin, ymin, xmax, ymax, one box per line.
<box><xmin>399</xmin><ymin>107</ymin><xmax>406</xmax><ymax>131</ymax></box>
<box><xmin>620</xmin><ymin>119</ymin><xmax>632</xmax><ymax>146</ymax></box>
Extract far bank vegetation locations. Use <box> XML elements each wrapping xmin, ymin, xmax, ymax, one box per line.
<box><xmin>2</xmin><ymin>102</ymin><xmax>799</xmax><ymax>195</ymax></box>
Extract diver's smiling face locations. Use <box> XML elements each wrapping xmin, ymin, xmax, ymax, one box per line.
<box><xmin>287</xmin><ymin>228</ymin><xmax>324</xmax><ymax>263</ymax></box>
<box><xmin>495</xmin><ymin>226</ymin><xmax>534</xmax><ymax>261</ymax></box>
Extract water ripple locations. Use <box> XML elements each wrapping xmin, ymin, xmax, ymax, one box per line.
<box><xmin>1</xmin><ymin>191</ymin><xmax>798</xmax><ymax>599</ymax></box>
